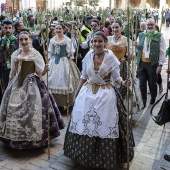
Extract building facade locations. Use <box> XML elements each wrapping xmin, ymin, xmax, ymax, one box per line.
<box><xmin>113</xmin><ymin>0</ymin><xmax>168</xmax><ymax>9</ymax></box>
<box><xmin>1</xmin><ymin>0</ymin><xmax>170</xmax><ymax>12</ymax></box>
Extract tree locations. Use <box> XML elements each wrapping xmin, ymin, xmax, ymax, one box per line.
<box><xmin>89</xmin><ymin>0</ymin><xmax>99</xmax><ymax>6</ymax></box>
<box><xmin>74</xmin><ymin>0</ymin><xmax>87</xmax><ymax>6</ymax></box>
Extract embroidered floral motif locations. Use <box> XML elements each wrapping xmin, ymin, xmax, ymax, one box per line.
<box><xmin>108</xmin><ymin>127</ymin><xmax>119</xmax><ymax>138</ymax></box>
<box><xmin>70</xmin><ymin>121</ymin><xmax>77</xmax><ymax>132</ymax></box>
<box><xmin>92</xmin><ymin>115</ymin><xmax>102</xmax><ymax>126</ymax></box>
<box><xmin>0</xmin><ymin>76</ymin><xmax>43</xmax><ymax>141</ymax></box>
<box><xmin>82</xmin><ymin>105</ymin><xmax>102</xmax><ymax>136</ymax></box>
<box><xmin>82</xmin><ymin>115</ymin><xmax>91</xmax><ymax>124</ymax></box>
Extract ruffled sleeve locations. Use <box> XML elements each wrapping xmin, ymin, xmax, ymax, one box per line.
<box><xmin>80</xmin><ymin>52</ymin><xmax>91</xmax><ymax>80</ymax></box>
<box><xmin>66</xmin><ymin>36</ymin><xmax>75</xmax><ymax>55</ymax></box>
<box><xmin>111</xmin><ymin>65</ymin><xmax>122</xmax><ymax>82</ymax></box>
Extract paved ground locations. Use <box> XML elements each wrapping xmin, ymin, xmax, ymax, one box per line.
<box><xmin>1</xmin><ymin>24</ymin><xmax>170</xmax><ymax>170</ymax></box>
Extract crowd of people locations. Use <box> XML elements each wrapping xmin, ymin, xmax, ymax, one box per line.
<box><xmin>0</xmin><ymin>6</ymin><xmax>169</xmax><ymax>169</ymax></box>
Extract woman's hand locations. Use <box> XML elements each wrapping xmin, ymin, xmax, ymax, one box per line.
<box><xmin>78</xmin><ymin>37</ymin><xmax>82</xmax><ymax>44</ymax></box>
<box><xmin>122</xmin><ymin>78</ymin><xmax>131</xmax><ymax>87</ymax></box>
<box><xmin>43</xmin><ymin>51</ymin><xmax>48</xmax><ymax>57</ymax></box>
<box><xmin>156</xmin><ymin>65</ymin><xmax>162</xmax><ymax>74</ymax></box>
<box><xmin>44</xmin><ymin>64</ymin><xmax>50</xmax><ymax>72</ymax></box>
<box><xmin>68</xmin><ymin>52</ymin><xmax>74</xmax><ymax>59</ymax></box>
<box><xmin>133</xmin><ymin>41</ymin><xmax>138</xmax><ymax>47</ymax></box>
<box><xmin>41</xmin><ymin>39</ymin><xmax>45</xmax><ymax>46</ymax></box>
<box><xmin>42</xmin><ymin>64</ymin><xmax>50</xmax><ymax>76</ymax></box>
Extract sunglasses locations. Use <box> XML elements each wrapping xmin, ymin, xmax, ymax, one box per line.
<box><xmin>91</xmin><ymin>24</ymin><xmax>97</xmax><ymax>28</ymax></box>
<box><xmin>19</xmin><ymin>38</ymin><xmax>28</xmax><ymax>41</ymax></box>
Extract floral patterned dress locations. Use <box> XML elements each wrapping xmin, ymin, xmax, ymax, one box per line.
<box><xmin>0</xmin><ymin>48</ymin><xmax>65</xmax><ymax>149</ymax></box>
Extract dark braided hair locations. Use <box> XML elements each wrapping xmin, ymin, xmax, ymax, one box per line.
<box><xmin>19</xmin><ymin>31</ymin><xmax>29</xmax><ymax>36</ymax></box>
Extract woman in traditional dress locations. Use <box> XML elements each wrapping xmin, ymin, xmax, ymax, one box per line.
<box><xmin>32</xmin><ymin>24</ymin><xmax>47</xmax><ymax>62</ymax></box>
<box><xmin>0</xmin><ymin>31</ymin><xmax>65</xmax><ymax>149</ymax></box>
<box><xmin>49</xmin><ymin>27</ymin><xmax>57</xmax><ymax>40</ymax></box>
<box><xmin>107</xmin><ymin>20</ymin><xmax>135</xmax><ymax>100</ymax></box>
<box><xmin>48</xmin><ymin>23</ymin><xmax>80</xmax><ymax>109</ymax></box>
<box><xmin>64</xmin><ymin>31</ymin><xmax>135</xmax><ymax>169</ymax></box>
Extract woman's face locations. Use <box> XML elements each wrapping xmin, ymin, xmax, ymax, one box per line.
<box><xmin>56</xmin><ymin>25</ymin><xmax>63</xmax><ymax>35</ymax></box>
<box><xmin>51</xmin><ymin>29</ymin><xmax>57</xmax><ymax>37</ymax></box>
<box><xmin>19</xmin><ymin>34</ymin><xmax>30</xmax><ymax>48</ymax></box>
<box><xmin>93</xmin><ymin>35</ymin><xmax>105</xmax><ymax>52</ymax></box>
<box><xmin>112</xmin><ymin>23</ymin><xmax>121</xmax><ymax>35</ymax></box>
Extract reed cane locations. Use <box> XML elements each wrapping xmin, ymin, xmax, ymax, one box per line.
<box><xmin>130</xmin><ymin>16</ymin><xmax>134</xmax><ymax>117</ymax></box>
<box><xmin>44</xmin><ymin>9</ymin><xmax>50</xmax><ymax>160</ymax></box>
<box><xmin>75</xmin><ymin>30</ymin><xmax>80</xmax><ymax>65</ymax></box>
<box><xmin>67</xmin><ymin>25</ymin><xmax>73</xmax><ymax>119</ymax></box>
<box><xmin>160</xmin><ymin>8</ymin><xmax>164</xmax><ymax>35</ymax></box>
<box><xmin>160</xmin><ymin>7</ymin><xmax>163</xmax><ymax>33</ymax></box>
<box><xmin>126</xmin><ymin>2</ymin><xmax>130</xmax><ymax>169</ymax></box>
<box><xmin>134</xmin><ymin>10</ymin><xmax>138</xmax><ymax>75</ymax></box>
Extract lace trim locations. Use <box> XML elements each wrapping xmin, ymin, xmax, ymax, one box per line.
<box><xmin>98</xmin><ymin>50</ymin><xmax>120</xmax><ymax>78</ymax></box>
<box><xmin>50</xmin><ymin>87</ymin><xmax>74</xmax><ymax>95</ymax></box>
<box><xmin>12</xmin><ymin>48</ymin><xmax>43</xmax><ymax>61</ymax></box>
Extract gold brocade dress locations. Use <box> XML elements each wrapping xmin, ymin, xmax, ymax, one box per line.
<box><xmin>107</xmin><ymin>35</ymin><xmax>132</xmax><ymax>99</ymax></box>
<box><xmin>107</xmin><ymin>36</ymin><xmax>143</xmax><ymax>111</ymax></box>
<box><xmin>107</xmin><ymin>45</ymin><xmax>127</xmax><ymax>78</ymax></box>
<box><xmin>107</xmin><ymin>36</ymin><xmax>129</xmax><ymax>79</ymax></box>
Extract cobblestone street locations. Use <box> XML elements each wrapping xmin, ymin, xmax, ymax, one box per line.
<box><xmin>0</xmin><ymin>24</ymin><xmax>170</xmax><ymax>170</ymax></box>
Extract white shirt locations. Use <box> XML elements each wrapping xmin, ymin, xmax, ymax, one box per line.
<box><xmin>137</xmin><ymin>33</ymin><xmax>166</xmax><ymax>65</ymax></box>
<box><xmin>80</xmin><ymin>33</ymin><xmax>93</xmax><ymax>49</ymax></box>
